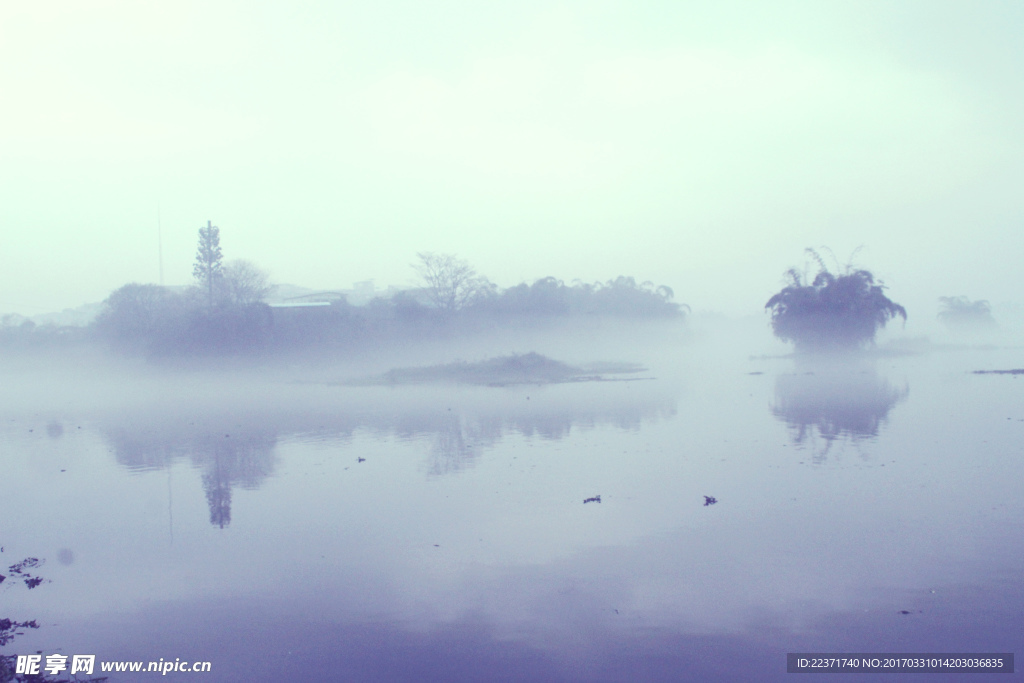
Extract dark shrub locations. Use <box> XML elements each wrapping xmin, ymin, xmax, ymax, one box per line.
<box><xmin>179</xmin><ymin>303</ymin><xmax>273</xmax><ymax>355</ymax></box>
<box><xmin>765</xmin><ymin>250</ymin><xmax>906</xmax><ymax>352</ymax></box>
<box><xmin>94</xmin><ymin>283</ymin><xmax>195</xmax><ymax>353</ymax></box>
<box><xmin>937</xmin><ymin>296</ymin><xmax>996</xmax><ymax>330</ymax></box>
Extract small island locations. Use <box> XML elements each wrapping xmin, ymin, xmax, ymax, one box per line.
<box><xmin>353</xmin><ymin>353</ymin><xmax>649</xmax><ymax>387</ymax></box>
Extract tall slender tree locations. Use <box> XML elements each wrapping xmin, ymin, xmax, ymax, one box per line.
<box><xmin>193</xmin><ymin>220</ymin><xmax>224</xmax><ymax>306</ymax></box>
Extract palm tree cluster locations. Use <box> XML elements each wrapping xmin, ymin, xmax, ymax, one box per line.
<box><xmin>765</xmin><ymin>249</ymin><xmax>906</xmax><ymax>352</ymax></box>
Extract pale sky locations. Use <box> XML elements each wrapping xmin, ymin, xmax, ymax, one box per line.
<box><xmin>2</xmin><ymin>0</ymin><xmax>1022</xmax><ymax>321</ymax></box>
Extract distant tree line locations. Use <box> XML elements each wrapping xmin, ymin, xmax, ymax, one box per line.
<box><xmin>94</xmin><ymin>275</ymin><xmax>685</xmax><ymax>357</ymax></box>
<box><xmin>475</xmin><ymin>275</ymin><xmax>681</xmax><ymax>318</ymax></box>
<box><xmin>0</xmin><ymin>314</ymin><xmax>90</xmax><ymax>348</ymax></box>
<box><xmin>410</xmin><ymin>252</ymin><xmax>683</xmax><ymax>318</ymax></box>
<box><xmin>76</xmin><ymin>231</ymin><xmax>687</xmax><ymax>358</ymax></box>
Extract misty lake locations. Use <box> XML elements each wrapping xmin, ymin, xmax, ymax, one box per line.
<box><xmin>2</xmin><ymin>328</ymin><xmax>1022</xmax><ymax>682</ymax></box>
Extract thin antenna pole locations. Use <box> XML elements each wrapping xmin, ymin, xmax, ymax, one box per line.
<box><xmin>157</xmin><ymin>205</ymin><xmax>164</xmax><ymax>286</ymax></box>
<box><xmin>168</xmin><ymin>465</ymin><xmax>174</xmax><ymax>546</ymax></box>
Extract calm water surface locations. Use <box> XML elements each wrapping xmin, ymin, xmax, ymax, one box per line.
<box><xmin>2</xmin><ymin>343</ymin><xmax>1022</xmax><ymax>681</ymax></box>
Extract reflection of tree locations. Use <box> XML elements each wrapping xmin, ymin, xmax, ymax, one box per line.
<box><xmin>425</xmin><ymin>415</ymin><xmax>483</xmax><ymax>476</ymax></box>
<box><xmin>104</xmin><ymin>422</ymin><xmax>277</xmax><ymax>528</ymax></box>
<box><xmin>772</xmin><ymin>369</ymin><xmax>908</xmax><ymax>460</ymax></box>
<box><xmin>100</xmin><ymin>388</ymin><xmax>675</xmax><ymax>519</ymax></box>
<box><xmin>204</xmin><ymin>465</ymin><xmax>232</xmax><ymax>529</ymax></box>
<box><xmin>505</xmin><ymin>407</ymin><xmax>659</xmax><ymax>437</ymax></box>
<box><xmin>107</xmin><ymin>425</ymin><xmax>181</xmax><ymax>472</ymax></box>
<box><xmin>508</xmin><ymin>412</ymin><xmax>579</xmax><ymax>440</ymax></box>
<box><xmin>193</xmin><ymin>432</ymin><xmax>277</xmax><ymax>528</ymax></box>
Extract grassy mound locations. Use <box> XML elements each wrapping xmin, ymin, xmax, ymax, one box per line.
<box><xmin>370</xmin><ymin>353</ymin><xmax>646</xmax><ymax>386</ymax></box>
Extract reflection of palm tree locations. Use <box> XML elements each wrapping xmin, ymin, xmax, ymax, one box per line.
<box><xmin>772</xmin><ymin>368</ymin><xmax>908</xmax><ymax>460</ymax></box>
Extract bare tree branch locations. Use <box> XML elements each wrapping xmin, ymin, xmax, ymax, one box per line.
<box><xmin>413</xmin><ymin>252</ymin><xmax>487</xmax><ymax>312</ymax></box>
<box><xmin>221</xmin><ymin>260</ymin><xmax>272</xmax><ymax>305</ymax></box>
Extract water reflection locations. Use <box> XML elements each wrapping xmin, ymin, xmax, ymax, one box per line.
<box><xmin>424</xmin><ymin>415</ymin><xmax>486</xmax><ymax>476</ymax></box>
<box><xmin>771</xmin><ymin>367</ymin><xmax>908</xmax><ymax>459</ymax></box>
<box><xmin>198</xmin><ymin>432</ymin><xmax>278</xmax><ymax>528</ymax></box>
<box><xmin>105</xmin><ymin>425</ymin><xmax>278</xmax><ymax>527</ymax></box>
<box><xmin>7</xmin><ymin>351</ymin><xmax>1024</xmax><ymax>683</ymax></box>
<box><xmin>100</xmin><ymin>386</ymin><xmax>675</xmax><ymax>524</ymax></box>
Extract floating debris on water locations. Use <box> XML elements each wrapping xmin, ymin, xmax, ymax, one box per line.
<box><xmin>583</xmin><ymin>495</ymin><xmax>601</xmax><ymax>504</ymax></box>
<box><xmin>6</xmin><ymin>557</ymin><xmax>47</xmax><ymax>589</ymax></box>
<box><xmin>703</xmin><ymin>496</ymin><xmax>717</xmax><ymax>506</ymax></box>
